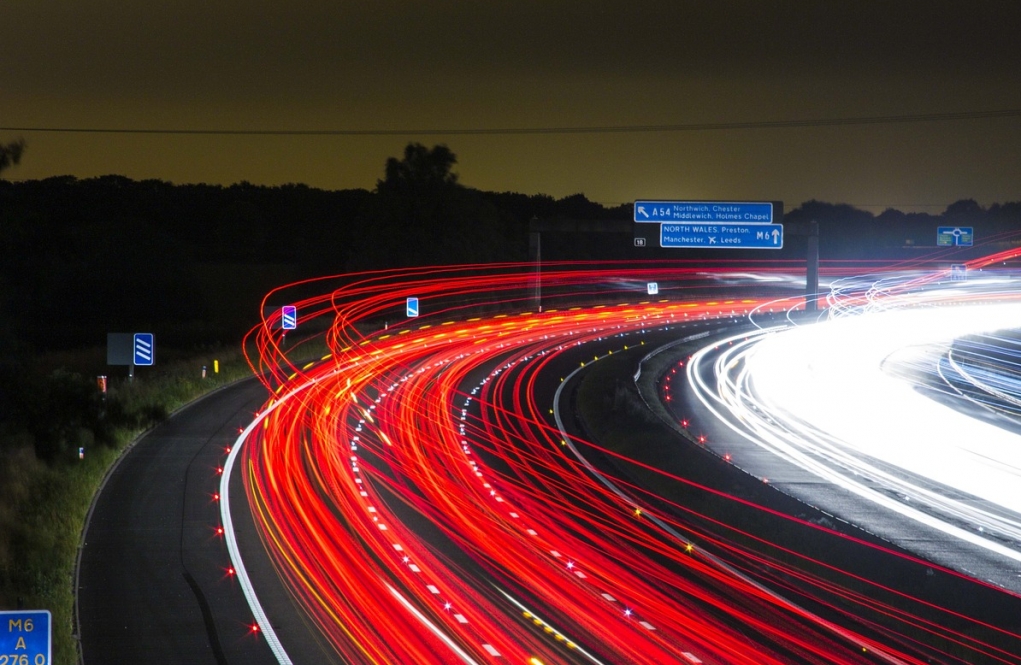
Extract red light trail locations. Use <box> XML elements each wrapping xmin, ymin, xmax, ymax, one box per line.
<box><xmin>220</xmin><ymin>260</ymin><xmax>1021</xmax><ymax>664</ymax></box>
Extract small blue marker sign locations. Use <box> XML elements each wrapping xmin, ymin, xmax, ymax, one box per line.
<box><xmin>281</xmin><ymin>305</ymin><xmax>297</xmax><ymax>330</ymax></box>
<box><xmin>406</xmin><ymin>297</ymin><xmax>419</xmax><ymax>318</ymax></box>
<box><xmin>133</xmin><ymin>333</ymin><xmax>154</xmax><ymax>366</ymax></box>
<box><xmin>1</xmin><ymin>610</ymin><xmax>51</xmax><ymax>665</ymax></box>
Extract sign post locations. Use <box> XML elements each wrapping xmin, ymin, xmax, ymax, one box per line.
<box><xmin>109</xmin><ymin>332</ymin><xmax>155</xmax><ymax>379</ymax></box>
<box><xmin>1</xmin><ymin>610</ymin><xmax>51</xmax><ymax>665</ymax></box>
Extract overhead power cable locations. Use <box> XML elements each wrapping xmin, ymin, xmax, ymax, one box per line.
<box><xmin>1</xmin><ymin>109</ymin><xmax>1018</xmax><ymax>137</ymax></box>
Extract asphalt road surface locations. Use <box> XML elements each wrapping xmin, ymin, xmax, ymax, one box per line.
<box><xmin>77</xmin><ymin>379</ymin><xmax>327</xmax><ymax>665</ymax></box>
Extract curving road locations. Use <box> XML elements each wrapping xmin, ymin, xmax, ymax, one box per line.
<box><xmin>226</xmin><ymin>262</ymin><xmax>1021</xmax><ymax>664</ymax></box>
<box><xmin>77</xmin><ymin>380</ymin><xmax>329</xmax><ymax>664</ymax></box>
<box><xmin>79</xmin><ymin>258</ymin><xmax>1021</xmax><ymax>664</ymax></box>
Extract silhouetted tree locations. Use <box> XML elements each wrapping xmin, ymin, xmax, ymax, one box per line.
<box><xmin>353</xmin><ymin>143</ymin><xmax>516</xmax><ymax>268</ymax></box>
<box><xmin>0</xmin><ymin>139</ymin><xmax>26</xmax><ymax>176</ymax></box>
<box><xmin>379</xmin><ymin>143</ymin><xmax>459</xmax><ymax>193</ymax></box>
<box><xmin>943</xmin><ymin>199</ymin><xmax>983</xmax><ymax>219</ymax></box>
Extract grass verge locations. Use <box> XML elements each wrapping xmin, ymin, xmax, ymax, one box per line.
<box><xmin>0</xmin><ymin>346</ymin><xmax>255</xmax><ymax>664</ymax></box>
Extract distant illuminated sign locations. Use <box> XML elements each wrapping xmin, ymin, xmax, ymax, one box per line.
<box><xmin>1</xmin><ymin>610</ymin><xmax>51</xmax><ymax>665</ymax></box>
<box><xmin>406</xmin><ymin>297</ymin><xmax>419</xmax><ymax>318</ymax></box>
<box><xmin>950</xmin><ymin>264</ymin><xmax>967</xmax><ymax>280</ymax></box>
<box><xmin>937</xmin><ymin>226</ymin><xmax>973</xmax><ymax>247</ymax></box>
<box><xmin>660</xmin><ymin>223</ymin><xmax>783</xmax><ymax>249</ymax></box>
<box><xmin>647</xmin><ymin>282</ymin><xmax>659</xmax><ymax>295</ymax></box>
<box><xmin>635</xmin><ymin>201</ymin><xmax>777</xmax><ymax>224</ymax></box>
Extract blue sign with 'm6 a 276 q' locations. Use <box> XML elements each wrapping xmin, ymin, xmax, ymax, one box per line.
<box><xmin>1</xmin><ymin>610</ymin><xmax>51</xmax><ymax>665</ymax></box>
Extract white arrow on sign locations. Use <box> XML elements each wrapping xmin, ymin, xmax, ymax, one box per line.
<box><xmin>637</xmin><ymin>206</ymin><xmax>649</xmax><ymax>218</ymax></box>
<box><xmin>772</xmin><ymin>228</ymin><xmax>780</xmax><ymax>244</ymax></box>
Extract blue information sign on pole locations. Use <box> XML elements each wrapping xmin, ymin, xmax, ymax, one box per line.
<box><xmin>1</xmin><ymin>610</ymin><xmax>51</xmax><ymax>665</ymax></box>
<box><xmin>133</xmin><ymin>333</ymin><xmax>154</xmax><ymax>366</ymax></box>
<box><xmin>660</xmin><ymin>222</ymin><xmax>783</xmax><ymax>249</ymax></box>
<box><xmin>406</xmin><ymin>297</ymin><xmax>419</xmax><ymax>318</ymax></box>
<box><xmin>635</xmin><ymin>201</ymin><xmax>775</xmax><ymax>224</ymax></box>
<box><xmin>937</xmin><ymin>226</ymin><xmax>974</xmax><ymax>247</ymax></box>
<box><xmin>281</xmin><ymin>305</ymin><xmax>297</xmax><ymax>330</ymax></box>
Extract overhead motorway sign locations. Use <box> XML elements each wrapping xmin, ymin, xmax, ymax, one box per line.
<box><xmin>281</xmin><ymin>305</ymin><xmax>297</xmax><ymax>330</ymax></box>
<box><xmin>1</xmin><ymin>610</ymin><xmax>51</xmax><ymax>665</ymax></box>
<box><xmin>133</xmin><ymin>333</ymin><xmax>154</xmax><ymax>366</ymax></box>
<box><xmin>634</xmin><ymin>201</ymin><xmax>779</xmax><ymax>224</ymax></box>
<box><xmin>661</xmin><ymin>222</ymin><xmax>783</xmax><ymax>249</ymax></box>
<box><xmin>937</xmin><ymin>226</ymin><xmax>973</xmax><ymax>246</ymax></box>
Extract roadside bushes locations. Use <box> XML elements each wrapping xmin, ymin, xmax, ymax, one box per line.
<box><xmin>24</xmin><ymin>369</ymin><xmax>109</xmax><ymax>463</ymax></box>
<box><xmin>0</xmin><ymin>345</ymin><xmax>252</xmax><ymax>662</ymax></box>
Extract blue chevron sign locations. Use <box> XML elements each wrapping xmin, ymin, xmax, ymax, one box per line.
<box><xmin>133</xmin><ymin>333</ymin><xmax>154</xmax><ymax>366</ymax></box>
<box><xmin>281</xmin><ymin>305</ymin><xmax>297</xmax><ymax>330</ymax></box>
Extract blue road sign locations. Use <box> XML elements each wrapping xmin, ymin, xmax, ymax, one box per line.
<box><xmin>660</xmin><ymin>222</ymin><xmax>783</xmax><ymax>249</ymax></box>
<box><xmin>1</xmin><ymin>610</ymin><xmax>51</xmax><ymax>665</ymax></box>
<box><xmin>133</xmin><ymin>333</ymin><xmax>154</xmax><ymax>366</ymax></box>
<box><xmin>281</xmin><ymin>305</ymin><xmax>297</xmax><ymax>330</ymax></box>
<box><xmin>406</xmin><ymin>297</ymin><xmax>419</xmax><ymax>318</ymax></box>
<box><xmin>937</xmin><ymin>226</ymin><xmax>974</xmax><ymax>247</ymax></box>
<box><xmin>950</xmin><ymin>264</ymin><xmax>968</xmax><ymax>281</ymax></box>
<box><xmin>635</xmin><ymin>201</ymin><xmax>775</xmax><ymax>224</ymax></box>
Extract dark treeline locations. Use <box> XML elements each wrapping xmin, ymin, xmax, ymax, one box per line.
<box><xmin>3</xmin><ymin>144</ymin><xmax>1020</xmax><ymax>355</ymax></box>
<box><xmin>786</xmin><ymin>199</ymin><xmax>1021</xmax><ymax>258</ymax></box>
<box><xmin>1</xmin><ymin>141</ymin><xmax>1021</xmax><ymax>462</ymax></box>
<box><xmin>0</xmin><ymin>145</ymin><xmax>625</xmax><ymax>353</ymax></box>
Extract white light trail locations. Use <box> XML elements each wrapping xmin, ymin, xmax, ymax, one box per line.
<box><xmin>690</xmin><ymin>276</ymin><xmax>1021</xmax><ymax>566</ymax></box>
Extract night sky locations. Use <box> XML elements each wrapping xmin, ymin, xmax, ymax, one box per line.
<box><xmin>2</xmin><ymin>1</ymin><xmax>1019</xmax><ymax>211</ymax></box>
